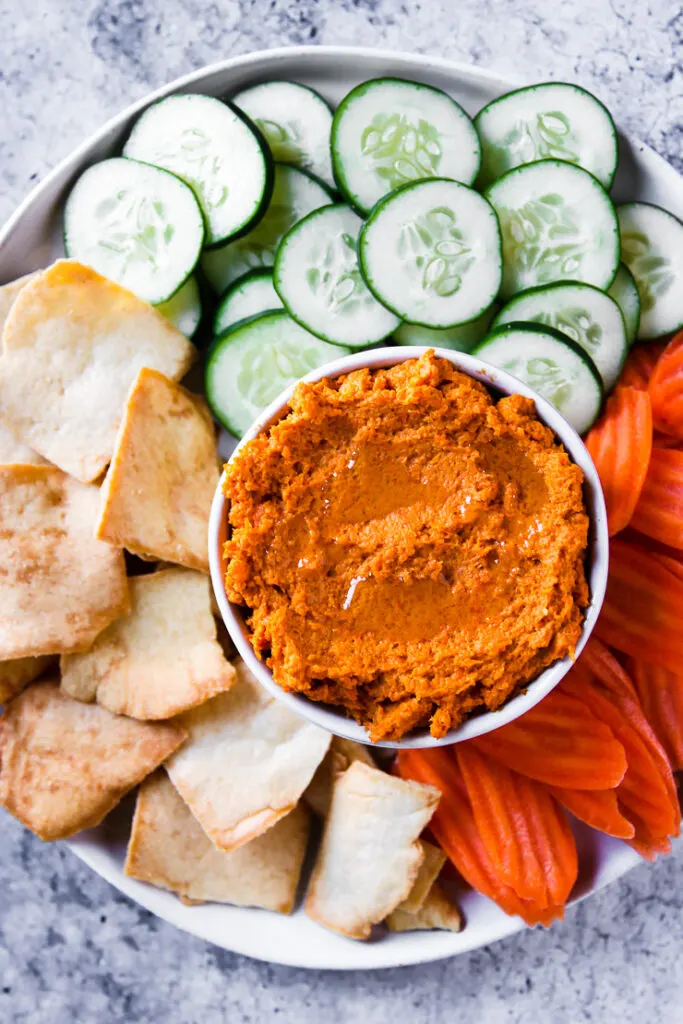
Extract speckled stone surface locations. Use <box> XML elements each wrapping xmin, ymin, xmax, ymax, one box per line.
<box><xmin>2</xmin><ymin>1</ymin><xmax>683</xmax><ymax>1021</ymax></box>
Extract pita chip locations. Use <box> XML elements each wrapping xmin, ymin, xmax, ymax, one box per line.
<box><xmin>394</xmin><ymin>839</ymin><xmax>447</xmax><ymax>915</ymax></box>
<box><xmin>61</xmin><ymin>568</ymin><xmax>235</xmax><ymax>720</ymax></box>
<box><xmin>0</xmin><ymin>465</ymin><xmax>129</xmax><ymax>660</ymax></box>
<box><xmin>125</xmin><ymin>771</ymin><xmax>310</xmax><ymax>911</ymax></box>
<box><xmin>96</xmin><ymin>367</ymin><xmax>219</xmax><ymax>572</ymax></box>
<box><xmin>0</xmin><ymin>260</ymin><xmax>195</xmax><ymax>482</ymax></box>
<box><xmin>305</xmin><ymin>762</ymin><xmax>440</xmax><ymax>939</ymax></box>
<box><xmin>166</xmin><ymin>657</ymin><xmax>331</xmax><ymax>852</ymax></box>
<box><xmin>304</xmin><ymin>737</ymin><xmax>376</xmax><ymax>818</ymax></box>
<box><xmin>0</xmin><ymin>681</ymin><xmax>186</xmax><ymax>840</ymax></box>
<box><xmin>0</xmin><ymin>422</ymin><xmax>45</xmax><ymax>465</ymax></box>
<box><xmin>386</xmin><ymin>884</ymin><xmax>463</xmax><ymax>933</ymax></box>
<box><xmin>0</xmin><ymin>273</ymin><xmax>35</xmax><ymax>344</ymax></box>
<box><xmin>0</xmin><ymin>656</ymin><xmax>55</xmax><ymax>704</ymax></box>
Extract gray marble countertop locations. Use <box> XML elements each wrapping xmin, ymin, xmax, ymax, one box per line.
<box><xmin>2</xmin><ymin>1</ymin><xmax>683</xmax><ymax>1021</ymax></box>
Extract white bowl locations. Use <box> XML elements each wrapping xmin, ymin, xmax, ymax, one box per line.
<box><xmin>210</xmin><ymin>345</ymin><xmax>609</xmax><ymax>748</ymax></box>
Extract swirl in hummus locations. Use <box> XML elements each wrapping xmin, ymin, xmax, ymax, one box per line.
<box><xmin>223</xmin><ymin>351</ymin><xmax>589</xmax><ymax>742</ymax></box>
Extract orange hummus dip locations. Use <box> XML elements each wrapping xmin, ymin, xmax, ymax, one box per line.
<box><xmin>223</xmin><ymin>351</ymin><xmax>589</xmax><ymax>742</ymax></box>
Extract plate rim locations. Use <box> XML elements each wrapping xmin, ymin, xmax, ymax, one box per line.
<box><xmin>0</xmin><ymin>43</ymin><xmax>652</xmax><ymax>970</ymax></box>
<box><xmin>0</xmin><ymin>45</ymin><xmax>522</xmax><ymax>251</ymax></box>
<box><xmin>67</xmin><ymin>830</ymin><xmax>641</xmax><ymax>970</ymax></box>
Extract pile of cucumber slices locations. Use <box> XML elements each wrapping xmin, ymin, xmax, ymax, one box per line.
<box><xmin>63</xmin><ymin>77</ymin><xmax>683</xmax><ymax>437</ymax></box>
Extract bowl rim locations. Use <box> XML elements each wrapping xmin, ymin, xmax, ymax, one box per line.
<box><xmin>209</xmin><ymin>345</ymin><xmax>609</xmax><ymax>749</ymax></box>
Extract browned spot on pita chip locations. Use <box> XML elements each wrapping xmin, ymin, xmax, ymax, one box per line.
<box><xmin>305</xmin><ymin>762</ymin><xmax>440</xmax><ymax>939</ymax></box>
<box><xmin>0</xmin><ymin>656</ymin><xmax>55</xmax><ymax>704</ymax></box>
<box><xmin>386</xmin><ymin>883</ymin><xmax>463</xmax><ymax>933</ymax></box>
<box><xmin>0</xmin><ymin>465</ymin><xmax>129</xmax><ymax>660</ymax></box>
<box><xmin>125</xmin><ymin>772</ymin><xmax>310</xmax><ymax>912</ymax></box>
<box><xmin>0</xmin><ymin>681</ymin><xmax>186</xmax><ymax>840</ymax></box>
<box><xmin>61</xmin><ymin>568</ymin><xmax>235</xmax><ymax>720</ymax></box>
<box><xmin>0</xmin><ymin>261</ymin><xmax>195</xmax><ymax>482</ymax></box>
<box><xmin>96</xmin><ymin>367</ymin><xmax>219</xmax><ymax>572</ymax></box>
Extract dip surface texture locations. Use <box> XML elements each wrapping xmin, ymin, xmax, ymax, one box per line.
<box><xmin>223</xmin><ymin>352</ymin><xmax>589</xmax><ymax>742</ymax></box>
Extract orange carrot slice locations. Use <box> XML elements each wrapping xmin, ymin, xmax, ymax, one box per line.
<box><xmin>594</xmin><ymin>536</ymin><xmax>683</xmax><ymax>671</ymax></box>
<box><xmin>563</xmin><ymin>666</ymin><xmax>679</xmax><ymax>842</ymax></box>
<box><xmin>630</xmin><ymin>448</ymin><xmax>683</xmax><ymax>550</ymax></box>
<box><xmin>576</xmin><ymin>638</ymin><xmax>679</xmax><ymax>816</ymax></box>
<box><xmin>524</xmin><ymin>790</ymin><xmax>578</xmax><ymax>908</ymax></box>
<box><xmin>649</xmin><ymin>330</ymin><xmax>683</xmax><ymax>439</ymax></box>
<box><xmin>471</xmin><ymin>688</ymin><xmax>627</xmax><ymax>790</ymax></box>
<box><xmin>627</xmin><ymin>818</ymin><xmax>672</xmax><ymax>862</ymax></box>
<box><xmin>628</xmin><ymin>657</ymin><xmax>683</xmax><ymax>771</ymax></box>
<box><xmin>456</xmin><ymin>744</ymin><xmax>547</xmax><ymax>904</ymax></box>
<box><xmin>619</xmin><ymin>342</ymin><xmax>667</xmax><ymax>391</ymax></box>
<box><xmin>585</xmin><ymin>386</ymin><xmax>652</xmax><ymax>535</ymax></box>
<box><xmin>396</xmin><ymin>749</ymin><xmax>566</xmax><ymax>927</ymax></box>
<box><xmin>548</xmin><ymin>787</ymin><xmax>635</xmax><ymax>839</ymax></box>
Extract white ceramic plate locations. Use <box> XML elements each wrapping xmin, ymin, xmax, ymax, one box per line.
<box><xmin>4</xmin><ymin>44</ymin><xmax>678</xmax><ymax>970</ymax></box>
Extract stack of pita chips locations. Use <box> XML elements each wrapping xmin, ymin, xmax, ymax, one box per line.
<box><xmin>0</xmin><ymin>259</ymin><xmax>462</xmax><ymax>937</ymax></box>
<box><xmin>305</xmin><ymin>762</ymin><xmax>462</xmax><ymax>937</ymax></box>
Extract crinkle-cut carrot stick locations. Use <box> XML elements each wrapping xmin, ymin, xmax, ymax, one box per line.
<box><xmin>457</xmin><ymin>745</ymin><xmax>577</xmax><ymax>908</ymax></box>
<box><xmin>585</xmin><ymin>386</ymin><xmax>652</xmax><ymax>535</ymax></box>
<box><xmin>594</xmin><ymin>536</ymin><xmax>683</xmax><ymax>671</ymax></box>
<box><xmin>471</xmin><ymin>688</ymin><xmax>627</xmax><ymax>790</ymax></box>
<box><xmin>456</xmin><ymin>745</ymin><xmax>542</xmax><ymax>904</ymax></box>
<box><xmin>396</xmin><ymin>749</ymin><xmax>565</xmax><ymax>927</ymax></box>
<box><xmin>649</xmin><ymin>330</ymin><xmax>683</xmax><ymax>439</ymax></box>
<box><xmin>549</xmin><ymin>786</ymin><xmax>635</xmax><ymax>839</ymax></box>
<box><xmin>628</xmin><ymin>658</ymin><xmax>683</xmax><ymax>771</ymax></box>
<box><xmin>570</xmin><ymin>679</ymin><xmax>676</xmax><ymax>843</ymax></box>
<box><xmin>627</xmin><ymin>818</ymin><xmax>672</xmax><ymax>862</ymax></box>
<box><xmin>574</xmin><ymin>638</ymin><xmax>679</xmax><ymax>817</ymax></box>
<box><xmin>563</xmin><ymin>666</ymin><xmax>679</xmax><ymax>842</ymax></box>
<box><xmin>619</xmin><ymin>342</ymin><xmax>668</xmax><ymax>391</ymax></box>
<box><xmin>630</xmin><ymin>448</ymin><xmax>683</xmax><ymax>550</ymax></box>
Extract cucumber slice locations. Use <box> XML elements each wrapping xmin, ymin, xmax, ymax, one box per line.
<box><xmin>617</xmin><ymin>202</ymin><xmax>683</xmax><ymax>340</ymax></box>
<box><xmin>485</xmin><ymin>160</ymin><xmax>619</xmax><ymax>299</ymax></box>
<box><xmin>475</xmin><ymin>82</ymin><xmax>618</xmax><ymax>189</ymax></box>
<box><xmin>156</xmin><ymin>275</ymin><xmax>202</xmax><ymax>337</ymax></box>
<box><xmin>274</xmin><ymin>204</ymin><xmax>399</xmax><ymax>348</ymax></box>
<box><xmin>201</xmin><ymin>165</ymin><xmax>333</xmax><ymax>294</ymax></box>
<box><xmin>214</xmin><ymin>270</ymin><xmax>283</xmax><ymax>335</ymax></box>
<box><xmin>607</xmin><ymin>263</ymin><xmax>641</xmax><ymax>346</ymax></box>
<box><xmin>473</xmin><ymin>323</ymin><xmax>603</xmax><ymax>434</ymax></box>
<box><xmin>64</xmin><ymin>157</ymin><xmax>205</xmax><ymax>305</ymax></box>
<box><xmin>491</xmin><ymin>282</ymin><xmax>627</xmax><ymax>392</ymax></box>
<box><xmin>205</xmin><ymin>311</ymin><xmax>350</xmax><ymax>437</ymax></box>
<box><xmin>394</xmin><ymin>304</ymin><xmax>497</xmax><ymax>351</ymax></box>
<box><xmin>232</xmin><ymin>81</ymin><xmax>335</xmax><ymax>189</ymax></box>
<box><xmin>123</xmin><ymin>94</ymin><xmax>273</xmax><ymax>247</ymax></box>
<box><xmin>358</xmin><ymin>179</ymin><xmax>502</xmax><ymax>328</ymax></box>
<box><xmin>331</xmin><ymin>78</ymin><xmax>481</xmax><ymax>214</ymax></box>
